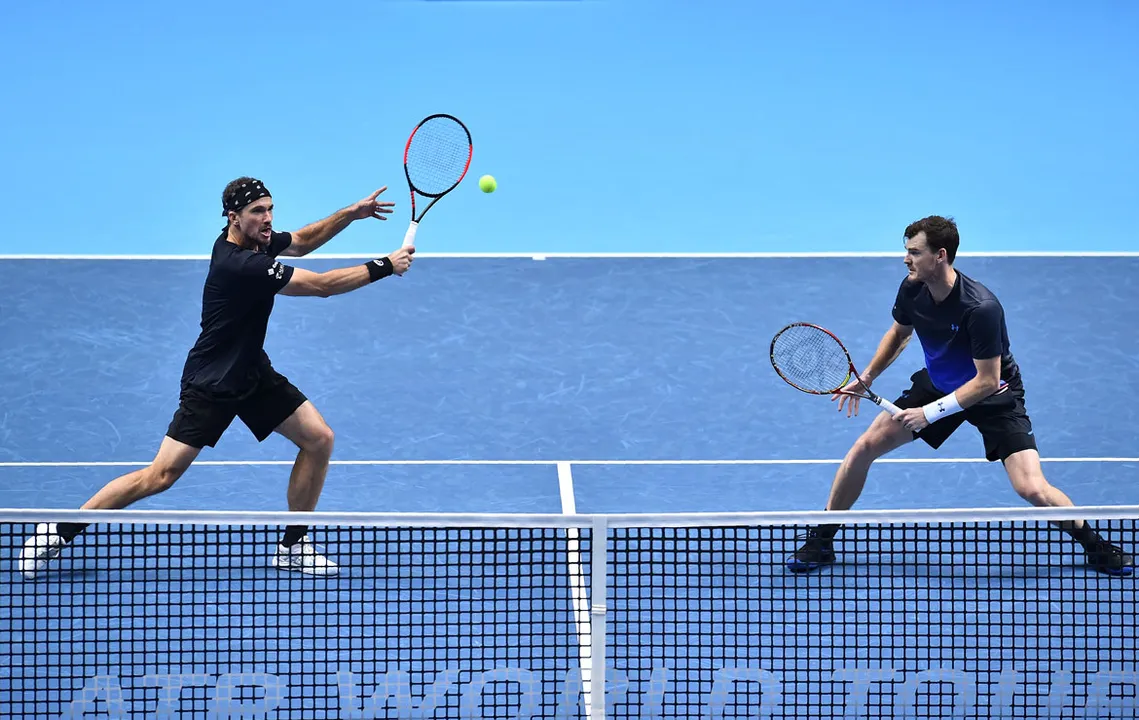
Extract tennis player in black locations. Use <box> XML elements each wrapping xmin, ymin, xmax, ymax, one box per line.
<box><xmin>19</xmin><ymin>177</ymin><xmax>414</xmax><ymax>579</ymax></box>
<box><xmin>788</xmin><ymin>216</ymin><xmax>1133</xmax><ymax>577</ymax></box>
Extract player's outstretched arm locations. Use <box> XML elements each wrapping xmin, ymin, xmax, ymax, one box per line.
<box><xmin>280</xmin><ymin>247</ymin><xmax>414</xmax><ymax>298</ymax></box>
<box><xmin>280</xmin><ymin>187</ymin><xmax>396</xmax><ymax>257</ymax></box>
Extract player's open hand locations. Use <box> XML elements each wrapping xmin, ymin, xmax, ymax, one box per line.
<box><xmin>387</xmin><ymin>246</ymin><xmax>415</xmax><ymax>276</ymax></box>
<box><xmin>832</xmin><ymin>375</ymin><xmax>871</xmax><ymax>417</ymax></box>
<box><xmin>349</xmin><ymin>187</ymin><xmax>396</xmax><ymax>221</ymax></box>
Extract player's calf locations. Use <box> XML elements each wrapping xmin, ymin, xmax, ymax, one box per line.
<box><xmin>1003</xmin><ymin>451</ymin><xmax>1134</xmax><ymax>576</ymax></box>
<box><xmin>85</xmin><ymin>462</ymin><xmax>188</xmax><ymax>510</ymax></box>
<box><xmin>136</xmin><ymin>464</ymin><xmax>186</xmax><ymax>496</ymax></box>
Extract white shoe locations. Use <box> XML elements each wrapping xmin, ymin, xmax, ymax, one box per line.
<box><xmin>272</xmin><ymin>535</ymin><xmax>339</xmax><ymax>576</ymax></box>
<box><xmin>18</xmin><ymin>523</ymin><xmax>67</xmax><ymax>579</ymax></box>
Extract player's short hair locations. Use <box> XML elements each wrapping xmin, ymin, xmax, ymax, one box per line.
<box><xmin>222</xmin><ymin>176</ymin><xmax>257</xmax><ymax>206</ymax></box>
<box><xmin>905</xmin><ymin>215</ymin><xmax>960</xmax><ymax>263</ymax></box>
<box><xmin>221</xmin><ymin>177</ymin><xmax>270</xmax><ymax>220</ymax></box>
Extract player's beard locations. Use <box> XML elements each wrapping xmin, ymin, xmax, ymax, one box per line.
<box><xmin>245</xmin><ymin>224</ymin><xmax>272</xmax><ymax>250</ymax></box>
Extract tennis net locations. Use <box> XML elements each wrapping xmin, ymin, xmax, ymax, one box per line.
<box><xmin>1</xmin><ymin>505</ymin><xmax>1135</xmax><ymax>719</ymax></box>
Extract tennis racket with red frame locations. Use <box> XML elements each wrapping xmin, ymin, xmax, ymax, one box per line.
<box><xmin>401</xmin><ymin>113</ymin><xmax>473</xmax><ymax>248</ymax></box>
<box><xmin>770</xmin><ymin>322</ymin><xmax>902</xmax><ymax>415</ymax></box>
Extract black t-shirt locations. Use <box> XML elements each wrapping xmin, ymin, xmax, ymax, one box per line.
<box><xmin>179</xmin><ymin>231</ymin><xmax>295</xmax><ymax>398</ymax></box>
<box><xmin>891</xmin><ymin>271</ymin><xmax>1020</xmax><ymax>394</ymax></box>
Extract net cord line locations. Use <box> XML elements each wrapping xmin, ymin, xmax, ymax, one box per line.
<box><xmin>3</xmin><ymin>505</ymin><xmax>1139</xmax><ymax>527</ymax></box>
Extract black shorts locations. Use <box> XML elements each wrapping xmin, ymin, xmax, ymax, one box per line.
<box><xmin>894</xmin><ymin>368</ymin><xmax>1038</xmax><ymax>462</ymax></box>
<box><xmin>166</xmin><ymin>367</ymin><xmax>308</xmax><ymax>448</ymax></box>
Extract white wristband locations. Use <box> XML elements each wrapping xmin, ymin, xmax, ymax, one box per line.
<box><xmin>922</xmin><ymin>392</ymin><xmax>963</xmax><ymax>424</ymax></box>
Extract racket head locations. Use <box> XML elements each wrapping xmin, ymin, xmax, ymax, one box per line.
<box><xmin>402</xmin><ymin>114</ymin><xmax>473</xmax><ymax>202</ymax></box>
<box><xmin>769</xmin><ymin>322</ymin><xmax>859</xmax><ymax>396</ymax></box>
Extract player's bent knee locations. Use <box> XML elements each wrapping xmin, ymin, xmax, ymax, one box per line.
<box><xmin>848</xmin><ymin>434</ymin><xmax>888</xmax><ymax>466</ymax></box>
<box><xmin>852</xmin><ymin>415</ymin><xmax>911</xmax><ymax>460</ymax></box>
<box><xmin>1011</xmin><ymin>476</ymin><xmax>1050</xmax><ymax>505</ymax></box>
<box><xmin>1016</xmin><ymin>486</ymin><xmax>1050</xmax><ymax>506</ymax></box>
<box><xmin>1004</xmin><ymin>451</ymin><xmax>1051</xmax><ymax>504</ymax></box>
<box><xmin>304</xmin><ymin>424</ymin><xmax>335</xmax><ymax>457</ymax></box>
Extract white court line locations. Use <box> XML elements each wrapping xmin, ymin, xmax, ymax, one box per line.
<box><xmin>559</xmin><ymin>462</ymin><xmax>580</xmax><ymax>513</ymax></box>
<box><xmin>558</xmin><ymin>461</ymin><xmax>593</xmax><ymax>720</ymax></box>
<box><xmin>2</xmin><ymin>251</ymin><xmax>1138</xmax><ymax>260</ymax></box>
<box><xmin>2</xmin><ymin>457</ymin><xmax>1137</xmax><ymax>468</ymax></box>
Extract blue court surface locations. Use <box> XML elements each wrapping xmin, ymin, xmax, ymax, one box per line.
<box><xmin>3</xmin><ymin>256</ymin><xmax>1138</xmax><ymax>498</ymax></box>
<box><xmin>2</xmin><ymin>255</ymin><xmax>1138</xmax><ymax>719</ymax></box>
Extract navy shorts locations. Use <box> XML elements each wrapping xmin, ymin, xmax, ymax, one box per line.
<box><xmin>166</xmin><ymin>367</ymin><xmax>308</xmax><ymax>448</ymax></box>
<box><xmin>894</xmin><ymin>369</ymin><xmax>1038</xmax><ymax>462</ymax></box>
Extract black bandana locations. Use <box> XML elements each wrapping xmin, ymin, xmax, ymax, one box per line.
<box><xmin>222</xmin><ymin>179</ymin><xmax>271</xmax><ymax>216</ymax></box>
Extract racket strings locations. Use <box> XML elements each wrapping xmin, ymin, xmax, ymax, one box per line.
<box><xmin>771</xmin><ymin>325</ymin><xmax>852</xmax><ymax>393</ymax></box>
<box><xmin>406</xmin><ymin>117</ymin><xmax>471</xmax><ymax>196</ymax></box>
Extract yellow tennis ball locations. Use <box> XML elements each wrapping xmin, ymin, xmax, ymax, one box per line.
<box><xmin>479</xmin><ymin>174</ymin><xmax>497</xmax><ymax>193</ymax></box>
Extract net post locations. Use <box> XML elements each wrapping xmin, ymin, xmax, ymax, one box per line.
<box><xmin>589</xmin><ymin>515</ymin><xmax>609</xmax><ymax>720</ymax></box>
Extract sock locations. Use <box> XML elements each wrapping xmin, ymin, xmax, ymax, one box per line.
<box><xmin>816</xmin><ymin>523</ymin><xmax>841</xmax><ymax>541</ymax></box>
<box><xmin>280</xmin><ymin>525</ymin><xmax>308</xmax><ymax>548</ymax></box>
<box><xmin>57</xmin><ymin>522</ymin><xmax>88</xmax><ymax>543</ymax></box>
<box><xmin>1063</xmin><ymin>521</ymin><xmax>1104</xmax><ymax>551</ymax></box>
<box><xmin>811</xmin><ymin>505</ymin><xmax>844</xmax><ymax>541</ymax></box>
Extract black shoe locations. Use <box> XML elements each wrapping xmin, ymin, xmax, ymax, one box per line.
<box><xmin>786</xmin><ymin>529</ymin><xmax>835</xmax><ymax>573</ymax></box>
<box><xmin>1085</xmin><ymin>541</ymin><xmax>1135</xmax><ymax>577</ymax></box>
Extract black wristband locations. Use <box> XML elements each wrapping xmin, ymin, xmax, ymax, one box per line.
<box><xmin>366</xmin><ymin>257</ymin><xmax>394</xmax><ymax>282</ymax></box>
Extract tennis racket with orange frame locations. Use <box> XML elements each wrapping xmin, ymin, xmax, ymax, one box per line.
<box><xmin>770</xmin><ymin>322</ymin><xmax>902</xmax><ymax>415</ymax></box>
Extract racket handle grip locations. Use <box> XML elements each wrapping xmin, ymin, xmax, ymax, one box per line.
<box><xmin>876</xmin><ymin>397</ymin><xmax>903</xmax><ymax>416</ymax></box>
<box><xmin>402</xmin><ymin>221</ymin><xmax>418</xmax><ymax>249</ymax></box>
